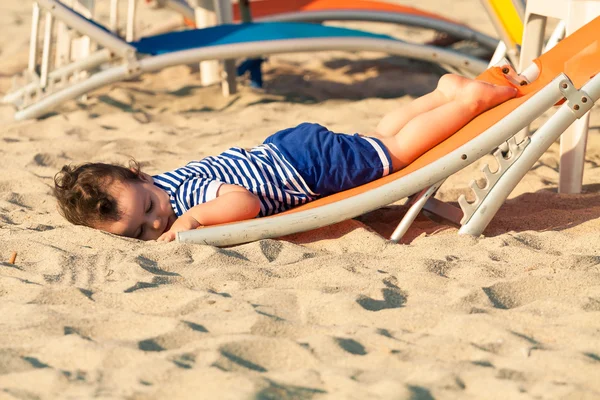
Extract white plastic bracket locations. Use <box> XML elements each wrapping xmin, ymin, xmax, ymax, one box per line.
<box><xmin>458</xmin><ymin>136</ymin><xmax>529</xmax><ymax>225</ymax></box>
<box><xmin>124</xmin><ymin>50</ymin><xmax>141</xmax><ymax>76</ymax></box>
<box><xmin>499</xmin><ymin>62</ymin><xmax>531</xmax><ymax>87</ymax></box>
<box><xmin>559</xmin><ymin>78</ymin><xmax>593</xmax><ymax>119</ymax></box>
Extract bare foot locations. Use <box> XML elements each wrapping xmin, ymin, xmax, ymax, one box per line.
<box><xmin>457</xmin><ymin>80</ymin><xmax>518</xmax><ymax>114</ymax></box>
<box><xmin>435</xmin><ymin>74</ymin><xmax>474</xmax><ymax>101</ymax></box>
<box><xmin>435</xmin><ymin>74</ymin><xmax>517</xmax><ymax>112</ymax></box>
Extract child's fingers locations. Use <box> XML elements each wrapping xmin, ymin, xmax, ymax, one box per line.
<box><xmin>157</xmin><ymin>232</ymin><xmax>175</xmax><ymax>242</ymax></box>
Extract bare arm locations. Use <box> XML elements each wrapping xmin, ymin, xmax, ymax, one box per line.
<box><xmin>189</xmin><ymin>183</ymin><xmax>261</xmax><ymax>226</ymax></box>
<box><xmin>158</xmin><ymin>184</ymin><xmax>261</xmax><ymax>242</ymax></box>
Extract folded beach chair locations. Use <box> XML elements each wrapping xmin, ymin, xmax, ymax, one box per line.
<box><xmin>2</xmin><ymin>0</ymin><xmax>491</xmax><ymax>121</ymax></box>
<box><xmin>177</xmin><ymin>16</ymin><xmax>600</xmax><ymax>246</ymax></box>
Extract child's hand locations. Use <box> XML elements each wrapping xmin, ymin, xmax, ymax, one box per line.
<box><xmin>157</xmin><ymin>215</ymin><xmax>200</xmax><ymax>242</ymax></box>
<box><xmin>156</xmin><ymin>185</ymin><xmax>259</xmax><ymax>242</ymax></box>
<box><xmin>157</xmin><ymin>230</ymin><xmax>177</xmax><ymax>242</ymax></box>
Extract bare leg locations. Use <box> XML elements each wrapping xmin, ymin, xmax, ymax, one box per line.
<box><xmin>375</xmin><ymin>77</ymin><xmax>517</xmax><ymax>171</ymax></box>
<box><xmin>375</xmin><ymin>74</ymin><xmax>474</xmax><ymax>137</ymax></box>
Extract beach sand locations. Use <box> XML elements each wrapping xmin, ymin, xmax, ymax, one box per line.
<box><xmin>1</xmin><ymin>1</ymin><xmax>600</xmax><ymax>399</ymax></box>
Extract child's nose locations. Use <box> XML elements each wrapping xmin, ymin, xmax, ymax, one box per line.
<box><xmin>152</xmin><ymin>217</ymin><xmax>161</xmax><ymax>230</ymax></box>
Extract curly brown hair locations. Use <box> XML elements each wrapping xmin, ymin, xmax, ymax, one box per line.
<box><xmin>53</xmin><ymin>161</ymin><xmax>144</xmax><ymax>227</ymax></box>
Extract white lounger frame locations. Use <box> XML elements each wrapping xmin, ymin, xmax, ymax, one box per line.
<box><xmin>177</xmin><ymin>63</ymin><xmax>600</xmax><ymax>246</ymax></box>
<box><xmin>3</xmin><ymin>0</ymin><xmax>490</xmax><ymax>121</ymax></box>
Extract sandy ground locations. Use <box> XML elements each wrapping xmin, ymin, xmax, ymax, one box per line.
<box><xmin>1</xmin><ymin>1</ymin><xmax>600</xmax><ymax>399</ymax></box>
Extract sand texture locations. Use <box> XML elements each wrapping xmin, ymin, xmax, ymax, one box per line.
<box><xmin>1</xmin><ymin>1</ymin><xmax>600</xmax><ymax>399</ymax></box>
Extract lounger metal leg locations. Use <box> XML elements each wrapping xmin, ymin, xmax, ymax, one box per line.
<box><xmin>488</xmin><ymin>41</ymin><xmax>508</xmax><ymax>67</ymax></box>
<box><xmin>109</xmin><ymin>0</ymin><xmax>118</xmax><ymax>33</ymax></box>
<box><xmin>516</xmin><ymin>11</ymin><xmax>546</xmax><ymax>140</ymax></box>
<box><xmin>544</xmin><ymin>20</ymin><xmax>565</xmax><ymax>52</ymax></box>
<box><xmin>422</xmin><ymin>197</ymin><xmax>463</xmax><ymax>225</ymax></box>
<box><xmin>41</xmin><ymin>11</ymin><xmax>54</xmax><ymax>88</ymax></box>
<box><xmin>193</xmin><ymin>1</ymin><xmax>220</xmax><ymax>86</ymax></box>
<box><xmin>559</xmin><ymin>114</ymin><xmax>590</xmax><ymax>193</ymax></box>
<box><xmin>29</xmin><ymin>3</ymin><xmax>41</xmax><ymax>74</ymax></box>
<box><xmin>55</xmin><ymin>19</ymin><xmax>71</xmax><ymax>68</ymax></box>
<box><xmin>518</xmin><ymin>0</ymin><xmax>600</xmax><ymax>194</ymax></box>
<box><xmin>126</xmin><ymin>0</ymin><xmax>137</xmax><ymax>42</ymax></box>
<box><xmin>214</xmin><ymin>0</ymin><xmax>237</xmax><ymax>96</ymax></box>
<box><xmin>556</xmin><ymin>1</ymin><xmax>600</xmax><ymax>193</ymax></box>
<box><xmin>390</xmin><ymin>180</ymin><xmax>445</xmax><ymax>243</ymax></box>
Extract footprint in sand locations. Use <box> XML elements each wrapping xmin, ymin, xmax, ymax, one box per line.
<box><xmin>356</xmin><ymin>276</ymin><xmax>408</xmax><ymax>311</ymax></box>
<box><xmin>171</xmin><ymin>353</ymin><xmax>196</xmax><ymax>369</ymax></box>
<box><xmin>334</xmin><ymin>337</ymin><xmax>367</xmax><ymax>356</ymax></box>
<box><xmin>256</xmin><ymin>380</ymin><xmax>326</xmax><ymax>399</ymax></box>
<box><xmin>482</xmin><ymin>274</ymin><xmax>599</xmax><ymax>309</ymax></box>
<box><xmin>356</xmin><ymin>287</ymin><xmax>407</xmax><ymax>311</ymax></box>
<box><xmin>213</xmin><ymin>338</ymin><xmax>317</xmax><ymax>372</ymax></box>
<box><xmin>138</xmin><ymin>320</ymin><xmax>209</xmax><ymax>353</ymax></box>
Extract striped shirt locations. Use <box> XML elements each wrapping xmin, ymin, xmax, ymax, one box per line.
<box><xmin>152</xmin><ymin>143</ymin><xmax>318</xmax><ymax>218</ymax></box>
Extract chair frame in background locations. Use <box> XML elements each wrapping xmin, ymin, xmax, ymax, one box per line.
<box><xmin>148</xmin><ymin>0</ymin><xmax>500</xmax><ymax>91</ymax></box>
<box><xmin>519</xmin><ymin>0</ymin><xmax>600</xmax><ymax>194</ymax></box>
<box><xmin>2</xmin><ymin>0</ymin><xmax>492</xmax><ymax>121</ymax></box>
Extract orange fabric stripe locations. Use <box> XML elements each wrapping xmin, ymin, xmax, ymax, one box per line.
<box><xmin>232</xmin><ymin>0</ymin><xmax>458</xmax><ymax>23</ymax></box>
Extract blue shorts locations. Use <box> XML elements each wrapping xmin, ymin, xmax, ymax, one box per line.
<box><xmin>264</xmin><ymin>123</ymin><xmax>393</xmax><ymax>196</ymax></box>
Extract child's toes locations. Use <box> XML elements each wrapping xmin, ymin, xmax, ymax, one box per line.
<box><xmin>492</xmin><ymin>86</ymin><xmax>518</xmax><ymax>104</ymax></box>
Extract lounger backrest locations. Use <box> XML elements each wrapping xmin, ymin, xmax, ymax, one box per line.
<box><xmin>538</xmin><ymin>21</ymin><xmax>600</xmax><ymax>89</ymax></box>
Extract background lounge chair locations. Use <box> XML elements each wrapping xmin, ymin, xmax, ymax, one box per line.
<box><xmin>143</xmin><ymin>0</ymin><xmax>500</xmax><ymax>89</ymax></box>
<box><xmin>2</xmin><ymin>0</ymin><xmax>490</xmax><ymax>121</ymax></box>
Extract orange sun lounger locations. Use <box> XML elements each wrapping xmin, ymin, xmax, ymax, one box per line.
<box><xmin>178</xmin><ymin>16</ymin><xmax>600</xmax><ymax>246</ymax></box>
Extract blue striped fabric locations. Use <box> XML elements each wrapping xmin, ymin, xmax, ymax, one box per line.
<box><xmin>152</xmin><ymin>144</ymin><xmax>318</xmax><ymax>218</ymax></box>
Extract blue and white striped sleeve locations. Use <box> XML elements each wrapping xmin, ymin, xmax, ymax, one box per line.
<box><xmin>173</xmin><ymin>177</ymin><xmax>224</xmax><ymax>214</ymax></box>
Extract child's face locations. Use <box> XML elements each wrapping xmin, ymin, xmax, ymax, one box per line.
<box><xmin>96</xmin><ymin>174</ymin><xmax>176</xmax><ymax>241</ymax></box>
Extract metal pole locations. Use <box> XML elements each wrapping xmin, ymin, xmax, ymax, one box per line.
<box><xmin>110</xmin><ymin>0</ymin><xmax>119</xmax><ymax>33</ymax></box>
<box><xmin>28</xmin><ymin>3</ymin><xmax>41</xmax><ymax>74</ymax></box>
<box><xmin>126</xmin><ymin>0</ymin><xmax>136</xmax><ymax>41</ymax></box>
<box><xmin>40</xmin><ymin>11</ymin><xmax>54</xmax><ymax>88</ymax></box>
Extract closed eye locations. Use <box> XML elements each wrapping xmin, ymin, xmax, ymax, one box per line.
<box><xmin>146</xmin><ymin>199</ymin><xmax>153</xmax><ymax>214</ymax></box>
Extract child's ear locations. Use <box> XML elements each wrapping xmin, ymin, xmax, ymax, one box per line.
<box><xmin>137</xmin><ymin>171</ymin><xmax>153</xmax><ymax>183</ymax></box>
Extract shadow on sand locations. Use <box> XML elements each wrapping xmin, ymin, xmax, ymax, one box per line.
<box><xmin>287</xmin><ymin>184</ymin><xmax>600</xmax><ymax>245</ymax></box>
